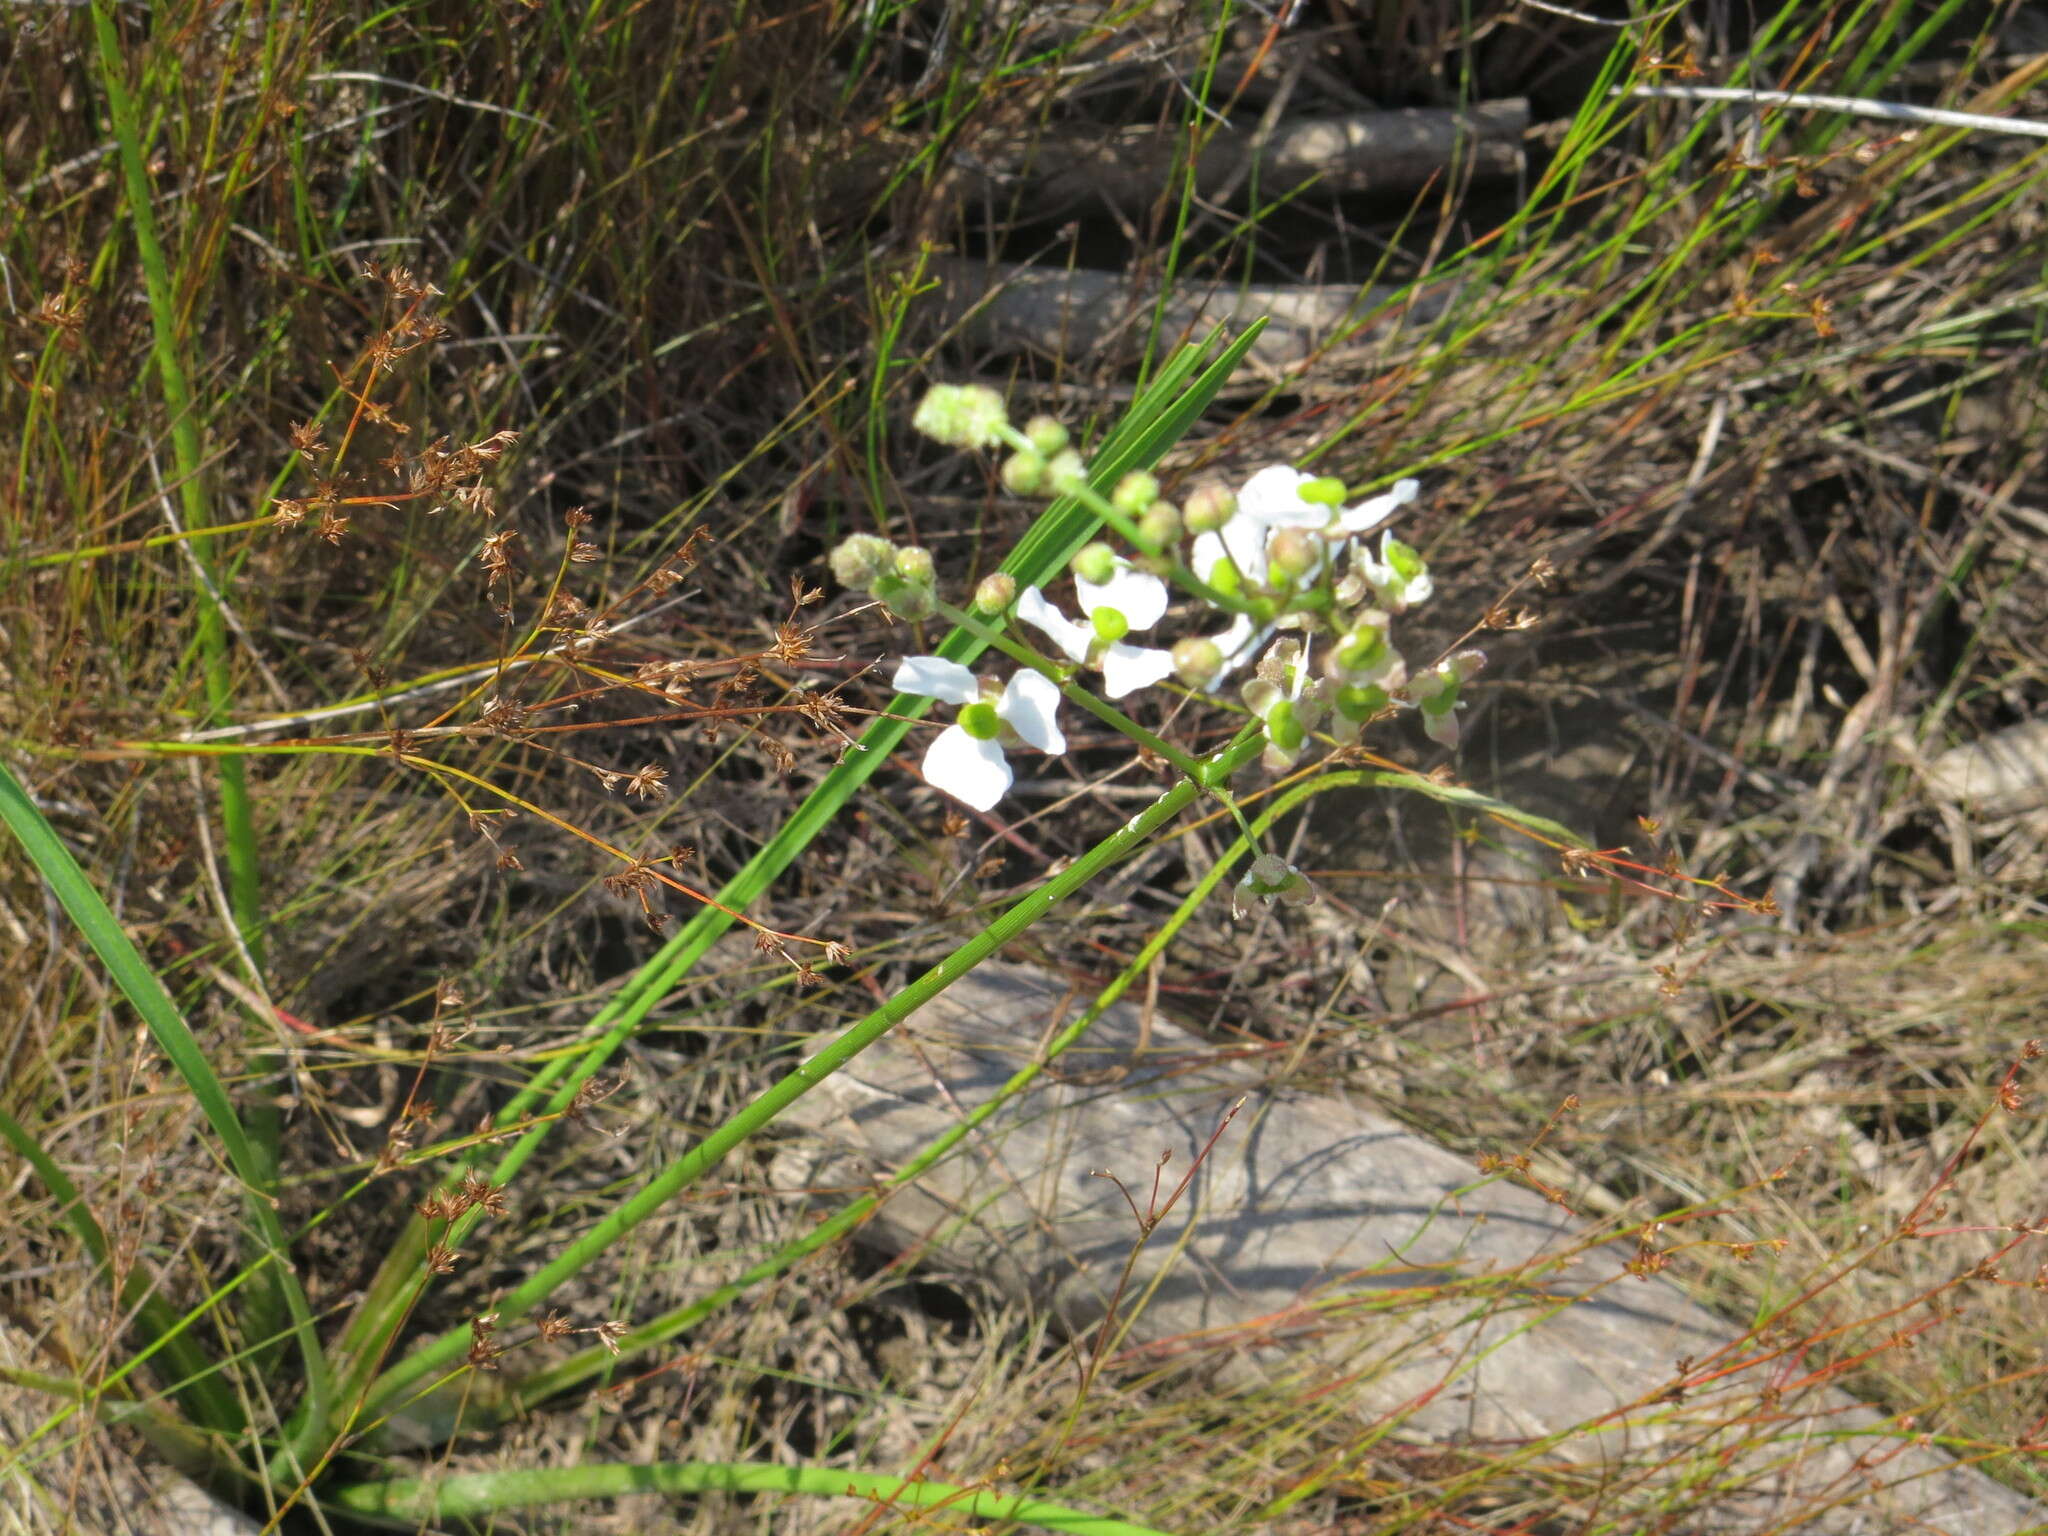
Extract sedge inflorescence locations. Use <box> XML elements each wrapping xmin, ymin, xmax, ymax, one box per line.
<box><xmin>832</xmin><ymin>383</ymin><xmax>1485</xmax><ymax>815</ymax></box>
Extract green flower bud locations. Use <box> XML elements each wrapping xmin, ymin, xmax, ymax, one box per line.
<box><xmin>1001</xmin><ymin>450</ymin><xmax>1047</xmax><ymax>496</ymax></box>
<box><xmin>1072</xmin><ymin>542</ymin><xmax>1117</xmax><ymax>586</ymax></box>
<box><xmin>1024</xmin><ymin>414</ymin><xmax>1069</xmax><ymax>457</ymax></box>
<box><xmin>1137</xmin><ymin>500</ymin><xmax>1181</xmax><ymax>549</ymax></box>
<box><xmin>1111</xmin><ymin>471</ymin><xmax>1159</xmax><ymax>517</ymax></box>
<box><xmin>911</xmin><ymin>383</ymin><xmax>1009</xmax><ymax>449</ymax></box>
<box><xmin>1091</xmin><ymin>607</ymin><xmax>1129</xmax><ymax>644</ymax></box>
<box><xmin>827</xmin><ymin>533</ymin><xmax>894</xmax><ymax>589</ymax></box>
<box><xmin>873</xmin><ymin>575</ymin><xmax>936</xmax><ymax>622</ymax></box>
<box><xmin>1172</xmin><ymin>637</ymin><xmax>1223</xmax><ymax>686</ymax></box>
<box><xmin>1046</xmin><ymin>449</ymin><xmax>1088</xmax><ymax>496</ymax></box>
<box><xmin>893</xmin><ymin>545</ymin><xmax>935</xmax><ymax>584</ymax></box>
<box><xmin>1268</xmin><ymin>527</ymin><xmax>1318</xmax><ymax>580</ymax></box>
<box><xmin>1184</xmin><ymin>483</ymin><xmax>1236</xmax><ymax>533</ymax></box>
<box><xmin>973</xmin><ymin>572</ymin><xmax>1017</xmax><ymax>613</ymax></box>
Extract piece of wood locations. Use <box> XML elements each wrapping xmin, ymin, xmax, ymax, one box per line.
<box><xmin>772</xmin><ymin>963</ymin><xmax>2042</xmax><ymax>1534</ymax></box>
<box><xmin>925</xmin><ymin>256</ymin><xmax>1458</xmax><ymax>371</ymax></box>
<box><xmin>952</xmin><ymin>101</ymin><xmax>1529</xmax><ymax>216</ymax></box>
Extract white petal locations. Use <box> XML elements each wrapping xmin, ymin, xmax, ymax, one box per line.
<box><xmin>1404</xmin><ymin>571</ymin><xmax>1435</xmax><ymax>607</ymax></box>
<box><xmin>1422</xmin><ymin>705</ymin><xmax>1462</xmax><ymax>751</ymax></box>
<box><xmin>922</xmin><ymin>725</ymin><xmax>1011</xmax><ymax>811</ymax></box>
<box><xmin>1237</xmin><ymin>465</ymin><xmax>1316</xmax><ymax>524</ymax></box>
<box><xmin>1075</xmin><ymin>563</ymin><xmax>1168</xmax><ymax>632</ymax></box>
<box><xmin>1015</xmin><ymin>586</ymin><xmax>1092</xmax><ymax>663</ymax></box>
<box><xmin>1205</xmin><ymin>612</ymin><xmax>1272</xmax><ymax>692</ymax></box>
<box><xmin>892</xmin><ymin>656</ymin><xmax>980</xmax><ymax>704</ymax></box>
<box><xmin>1099</xmin><ymin>643</ymin><xmax>1177</xmax><ymax>699</ymax></box>
<box><xmin>1191</xmin><ymin>530</ymin><xmax>1227</xmax><ymax>583</ymax></box>
<box><xmin>1334</xmin><ymin>478</ymin><xmax>1418</xmax><ymax>534</ymax></box>
<box><xmin>1218</xmin><ymin>514</ymin><xmax>1271</xmax><ymax>585</ymax></box>
<box><xmin>997</xmin><ymin>669</ymin><xmax>1066</xmax><ymax>755</ymax></box>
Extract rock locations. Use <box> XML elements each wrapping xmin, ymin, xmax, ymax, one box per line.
<box><xmin>1923</xmin><ymin>721</ymin><xmax>2048</xmax><ymax>818</ymax></box>
<box><xmin>771</xmin><ymin>963</ymin><xmax>2042</xmax><ymax>1535</ymax></box>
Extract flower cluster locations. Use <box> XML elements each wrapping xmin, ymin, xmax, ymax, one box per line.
<box><xmin>830</xmin><ymin>383</ymin><xmax>1484</xmax><ymax>810</ymax></box>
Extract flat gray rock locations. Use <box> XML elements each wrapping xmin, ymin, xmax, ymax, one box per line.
<box><xmin>773</xmin><ymin>964</ymin><xmax>2042</xmax><ymax>1534</ymax></box>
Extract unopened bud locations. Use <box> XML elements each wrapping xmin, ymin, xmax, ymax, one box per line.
<box><xmin>828</xmin><ymin>533</ymin><xmax>894</xmax><ymax>589</ymax></box>
<box><xmin>1001</xmin><ymin>450</ymin><xmax>1046</xmax><ymax>496</ymax></box>
<box><xmin>1137</xmin><ymin>500</ymin><xmax>1181</xmax><ymax>549</ymax></box>
<box><xmin>1267</xmin><ymin>527</ymin><xmax>1319</xmax><ymax>580</ymax></box>
<box><xmin>873</xmin><ymin>575</ymin><xmax>936</xmax><ymax>622</ymax></box>
<box><xmin>1172</xmin><ymin>637</ymin><xmax>1223</xmax><ymax>686</ymax></box>
<box><xmin>1024</xmin><ymin>414</ymin><xmax>1069</xmax><ymax>457</ymax></box>
<box><xmin>893</xmin><ymin>545</ymin><xmax>935</xmax><ymax>584</ymax></box>
<box><xmin>1072</xmin><ymin>542</ymin><xmax>1117</xmax><ymax>586</ymax></box>
<box><xmin>973</xmin><ymin>572</ymin><xmax>1017</xmax><ymax>613</ymax></box>
<box><xmin>1046</xmin><ymin>449</ymin><xmax>1088</xmax><ymax>496</ymax></box>
<box><xmin>1111</xmin><ymin>471</ymin><xmax>1159</xmax><ymax>517</ymax></box>
<box><xmin>1184</xmin><ymin>483</ymin><xmax>1236</xmax><ymax>533</ymax></box>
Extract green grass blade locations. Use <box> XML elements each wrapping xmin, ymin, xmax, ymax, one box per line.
<box><xmin>86</xmin><ymin>0</ymin><xmax>283</xmax><ymax>1366</ymax></box>
<box><xmin>355</xmin><ymin>728</ymin><xmax>1266</xmax><ymax>1423</ymax></box>
<box><xmin>329</xmin><ymin>1458</ymin><xmax>1181</xmax><ymax>1535</ymax></box>
<box><xmin>0</xmin><ymin>761</ymin><xmax>330</xmax><ymax>1468</ymax></box>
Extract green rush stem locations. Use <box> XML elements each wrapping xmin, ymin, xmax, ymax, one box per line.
<box><xmin>89</xmin><ymin>0</ymin><xmax>283</xmax><ymax>1374</ymax></box>
<box><xmin>350</xmin><ymin>726</ymin><xmax>1265</xmax><ymax>1426</ymax></box>
<box><xmin>508</xmin><ymin>731</ymin><xmax>1327</xmax><ymax>1414</ymax></box>
<box><xmin>89</xmin><ymin>0</ymin><xmax>265</xmax><ymax>968</ymax></box>
<box><xmin>329</xmin><ymin>1458</ymin><xmax>1180</xmax><ymax>1535</ymax></box>
<box><xmin>13</xmin><ymin>513</ymin><xmax>283</xmax><ymax>570</ymax></box>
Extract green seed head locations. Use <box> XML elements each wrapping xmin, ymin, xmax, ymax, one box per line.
<box><xmin>957</xmin><ymin>700</ymin><xmax>1001</xmax><ymax>740</ymax></box>
<box><xmin>973</xmin><ymin>572</ymin><xmax>1017</xmax><ymax>613</ymax></box>
<box><xmin>1072</xmin><ymin>542</ymin><xmax>1117</xmax><ymax>586</ymax></box>
<box><xmin>1001</xmin><ymin>450</ymin><xmax>1047</xmax><ymax>496</ymax></box>
<box><xmin>1111</xmin><ymin>471</ymin><xmax>1160</xmax><ymax>517</ymax></box>
<box><xmin>1024</xmin><ymin>414</ymin><xmax>1069</xmax><ymax>457</ymax></box>
<box><xmin>1183</xmin><ymin>483</ymin><xmax>1236</xmax><ymax>533</ymax></box>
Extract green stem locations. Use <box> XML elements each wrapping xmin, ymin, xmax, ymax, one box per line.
<box><xmin>329</xmin><ymin>1458</ymin><xmax>1177</xmax><ymax>1536</ymax></box>
<box><xmin>320</xmin><ymin>323</ymin><xmax>1269</xmax><ymax>1448</ymax></box>
<box><xmin>514</xmin><ymin>728</ymin><xmax>1286</xmax><ymax>1410</ymax></box>
<box><xmin>88</xmin><ymin>0</ymin><xmax>265</xmax><ymax>967</ymax></box>
<box><xmin>352</xmin><ymin>728</ymin><xmax>1262</xmax><ymax>1426</ymax></box>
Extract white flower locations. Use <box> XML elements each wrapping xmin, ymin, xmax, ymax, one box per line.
<box><xmin>1192</xmin><ymin>469</ymin><xmax>1417</xmax><ymax>593</ymax></box>
<box><xmin>1239</xmin><ymin>466</ymin><xmax>1418</xmax><ymax>537</ymax></box>
<box><xmin>1232</xmin><ymin>851</ymin><xmax>1317</xmax><ymax>918</ymax></box>
<box><xmin>891</xmin><ymin>656</ymin><xmax>1066</xmax><ymax>811</ymax></box>
<box><xmin>1410</xmin><ymin>650</ymin><xmax>1485</xmax><ymax>751</ymax></box>
<box><xmin>1356</xmin><ymin>530</ymin><xmax>1434</xmax><ymax>612</ymax></box>
<box><xmin>1240</xmin><ymin>638</ymin><xmax>1327</xmax><ymax>770</ymax></box>
<box><xmin>1016</xmin><ymin>566</ymin><xmax>1176</xmax><ymax>700</ymax></box>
